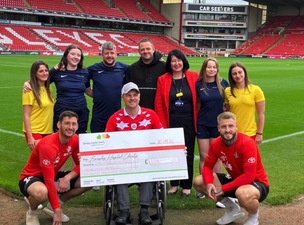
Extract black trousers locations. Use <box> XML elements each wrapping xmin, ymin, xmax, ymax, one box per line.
<box><xmin>169</xmin><ymin>114</ymin><xmax>195</xmax><ymax>189</ymax></box>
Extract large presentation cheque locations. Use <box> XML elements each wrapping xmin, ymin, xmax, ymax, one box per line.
<box><xmin>79</xmin><ymin>128</ymin><xmax>187</xmax><ymax>187</ymax></box>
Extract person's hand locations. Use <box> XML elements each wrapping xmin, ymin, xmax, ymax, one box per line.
<box><xmin>57</xmin><ymin>177</ymin><xmax>70</xmax><ymax>193</ymax></box>
<box><xmin>206</xmin><ymin>184</ymin><xmax>217</xmax><ymax>200</ymax></box>
<box><xmin>255</xmin><ymin>134</ymin><xmax>263</xmax><ymax>145</ymax></box>
<box><xmin>27</xmin><ymin>138</ymin><xmax>41</xmax><ymax>150</ymax></box>
<box><xmin>52</xmin><ymin>208</ymin><xmax>62</xmax><ymax>225</ymax></box>
<box><xmin>223</xmin><ymin>103</ymin><xmax>230</xmax><ymax>112</ymax></box>
<box><xmin>214</xmin><ymin>187</ymin><xmax>224</xmax><ymax>198</ymax></box>
<box><xmin>23</xmin><ymin>81</ymin><xmax>32</xmax><ymax>92</ymax></box>
<box><xmin>184</xmin><ymin>146</ymin><xmax>187</xmax><ymax>156</ymax></box>
<box><xmin>27</xmin><ymin>137</ymin><xmax>36</xmax><ymax>150</ymax></box>
<box><xmin>54</xmin><ymin>63</ymin><xmax>65</xmax><ymax>71</ymax></box>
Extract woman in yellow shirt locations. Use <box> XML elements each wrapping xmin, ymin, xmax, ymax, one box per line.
<box><xmin>224</xmin><ymin>62</ymin><xmax>265</xmax><ymax>144</ymax></box>
<box><xmin>22</xmin><ymin>60</ymin><xmax>54</xmax><ymax>150</ymax></box>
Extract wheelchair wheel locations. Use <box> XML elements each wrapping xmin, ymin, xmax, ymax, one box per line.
<box><xmin>103</xmin><ymin>186</ymin><xmax>115</xmax><ymax>225</ymax></box>
<box><xmin>155</xmin><ymin>181</ymin><xmax>166</xmax><ymax>224</ymax></box>
<box><xmin>158</xmin><ymin>201</ymin><xmax>165</xmax><ymax>225</ymax></box>
<box><xmin>159</xmin><ymin>181</ymin><xmax>167</xmax><ymax>216</ymax></box>
<box><xmin>105</xmin><ymin>202</ymin><xmax>112</xmax><ymax>225</ymax></box>
<box><xmin>103</xmin><ymin>186</ymin><xmax>110</xmax><ymax>218</ymax></box>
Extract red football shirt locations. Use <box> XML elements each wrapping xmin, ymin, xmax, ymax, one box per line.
<box><xmin>105</xmin><ymin>107</ymin><xmax>163</xmax><ymax>132</ymax></box>
<box><xmin>202</xmin><ymin>132</ymin><xmax>269</xmax><ymax>193</ymax></box>
<box><xmin>19</xmin><ymin>132</ymin><xmax>80</xmax><ymax>210</ymax></box>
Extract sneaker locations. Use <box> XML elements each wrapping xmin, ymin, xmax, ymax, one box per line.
<box><xmin>26</xmin><ymin>210</ymin><xmax>40</xmax><ymax>225</ymax></box>
<box><xmin>216</xmin><ymin>211</ymin><xmax>245</xmax><ymax>225</ymax></box>
<box><xmin>91</xmin><ymin>186</ymin><xmax>100</xmax><ymax>191</ymax></box>
<box><xmin>138</xmin><ymin>210</ymin><xmax>152</xmax><ymax>225</ymax></box>
<box><xmin>115</xmin><ymin>210</ymin><xmax>129</xmax><ymax>225</ymax></box>
<box><xmin>244</xmin><ymin>220</ymin><xmax>259</xmax><ymax>225</ymax></box>
<box><xmin>24</xmin><ymin>197</ymin><xmax>43</xmax><ymax>210</ymax></box>
<box><xmin>216</xmin><ymin>201</ymin><xmax>226</xmax><ymax>208</ymax></box>
<box><xmin>43</xmin><ymin>207</ymin><xmax>70</xmax><ymax>222</ymax></box>
<box><xmin>244</xmin><ymin>212</ymin><xmax>259</xmax><ymax>225</ymax></box>
<box><xmin>195</xmin><ymin>192</ymin><xmax>205</xmax><ymax>199</ymax></box>
<box><xmin>229</xmin><ymin>197</ymin><xmax>239</xmax><ymax>204</ymax></box>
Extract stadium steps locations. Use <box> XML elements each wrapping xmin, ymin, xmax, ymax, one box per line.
<box><xmin>262</xmin><ymin>35</ymin><xmax>285</xmax><ymax>54</ymax></box>
<box><xmin>21</xmin><ymin>0</ymin><xmax>31</xmax><ymax>8</ymax></box>
<box><xmin>137</xmin><ymin>0</ymin><xmax>170</xmax><ymax>23</ymax></box>
<box><xmin>27</xmin><ymin>27</ymin><xmax>60</xmax><ymax>51</ymax></box>
<box><xmin>115</xmin><ymin>0</ymin><xmax>151</xmax><ymax>22</ymax></box>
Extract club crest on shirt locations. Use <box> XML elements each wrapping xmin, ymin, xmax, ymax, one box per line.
<box><xmin>64</xmin><ymin>146</ymin><xmax>72</xmax><ymax>156</ymax></box>
<box><xmin>131</xmin><ymin>123</ymin><xmax>137</xmax><ymax>130</ymax></box>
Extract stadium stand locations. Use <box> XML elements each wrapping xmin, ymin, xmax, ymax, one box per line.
<box><xmin>232</xmin><ymin>15</ymin><xmax>304</xmax><ymax>56</ymax></box>
<box><xmin>0</xmin><ymin>25</ymin><xmax>50</xmax><ymax>51</ymax></box>
<box><xmin>26</xmin><ymin>0</ymin><xmax>80</xmax><ymax>13</ymax></box>
<box><xmin>0</xmin><ymin>1</ymin><xmax>198</xmax><ymax>55</ymax></box>
<box><xmin>114</xmin><ymin>0</ymin><xmax>151</xmax><ymax>21</ymax></box>
<box><xmin>0</xmin><ymin>24</ymin><xmax>199</xmax><ymax>55</ymax></box>
<box><xmin>73</xmin><ymin>0</ymin><xmax>125</xmax><ymax>18</ymax></box>
<box><xmin>266</xmin><ymin>34</ymin><xmax>304</xmax><ymax>56</ymax></box>
<box><xmin>0</xmin><ymin>0</ymin><xmax>27</xmax><ymax>8</ymax></box>
<box><xmin>137</xmin><ymin>0</ymin><xmax>170</xmax><ymax>23</ymax></box>
<box><xmin>240</xmin><ymin>34</ymin><xmax>281</xmax><ymax>55</ymax></box>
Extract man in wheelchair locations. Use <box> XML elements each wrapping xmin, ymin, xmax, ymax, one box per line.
<box><xmin>105</xmin><ymin>82</ymin><xmax>163</xmax><ymax>225</ymax></box>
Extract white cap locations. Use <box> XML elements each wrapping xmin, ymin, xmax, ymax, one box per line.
<box><xmin>121</xmin><ymin>82</ymin><xmax>140</xmax><ymax>95</ymax></box>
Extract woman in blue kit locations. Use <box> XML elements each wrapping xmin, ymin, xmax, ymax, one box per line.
<box><xmin>50</xmin><ymin>44</ymin><xmax>92</xmax><ymax>134</ymax></box>
<box><xmin>24</xmin><ymin>45</ymin><xmax>91</xmax><ymax>134</ymax></box>
<box><xmin>195</xmin><ymin>57</ymin><xmax>229</xmax><ymax>198</ymax></box>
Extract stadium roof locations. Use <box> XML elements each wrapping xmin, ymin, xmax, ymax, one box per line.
<box><xmin>245</xmin><ymin>0</ymin><xmax>304</xmax><ymax>7</ymax></box>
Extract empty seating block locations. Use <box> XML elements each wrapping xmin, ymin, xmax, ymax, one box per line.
<box><xmin>0</xmin><ymin>0</ymin><xmax>27</xmax><ymax>8</ymax></box>
<box><xmin>27</xmin><ymin>0</ymin><xmax>80</xmax><ymax>13</ymax></box>
<box><xmin>73</xmin><ymin>0</ymin><xmax>125</xmax><ymax>18</ymax></box>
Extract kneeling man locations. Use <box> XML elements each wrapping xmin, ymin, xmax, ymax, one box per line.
<box><xmin>19</xmin><ymin>111</ymin><xmax>91</xmax><ymax>225</ymax></box>
<box><xmin>193</xmin><ymin>112</ymin><xmax>269</xmax><ymax>225</ymax></box>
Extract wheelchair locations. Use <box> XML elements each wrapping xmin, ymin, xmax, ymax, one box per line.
<box><xmin>103</xmin><ymin>181</ymin><xmax>167</xmax><ymax>225</ymax></box>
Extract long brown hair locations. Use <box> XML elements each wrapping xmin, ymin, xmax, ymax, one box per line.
<box><xmin>228</xmin><ymin>62</ymin><xmax>251</xmax><ymax>97</ymax></box>
<box><xmin>58</xmin><ymin>44</ymin><xmax>84</xmax><ymax>70</ymax></box>
<box><xmin>197</xmin><ymin>57</ymin><xmax>225</xmax><ymax>97</ymax></box>
<box><xmin>29</xmin><ymin>60</ymin><xmax>53</xmax><ymax>107</ymax></box>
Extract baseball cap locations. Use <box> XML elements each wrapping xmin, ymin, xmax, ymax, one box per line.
<box><xmin>121</xmin><ymin>82</ymin><xmax>140</xmax><ymax>95</ymax></box>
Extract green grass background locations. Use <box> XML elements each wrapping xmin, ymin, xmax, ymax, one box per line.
<box><xmin>0</xmin><ymin>55</ymin><xmax>304</xmax><ymax>210</ymax></box>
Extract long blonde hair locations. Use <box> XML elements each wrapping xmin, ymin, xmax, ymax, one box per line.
<box><xmin>197</xmin><ymin>57</ymin><xmax>225</xmax><ymax>97</ymax></box>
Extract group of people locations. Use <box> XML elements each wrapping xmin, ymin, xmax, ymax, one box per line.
<box><xmin>19</xmin><ymin>37</ymin><xmax>269</xmax><ymax>225</ymax></box>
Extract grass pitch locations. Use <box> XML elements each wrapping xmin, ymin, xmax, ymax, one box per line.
<box><xmin>0</xmin><ymin>55</ymin><xmax>304</xmax><ymax>209</ymax></box>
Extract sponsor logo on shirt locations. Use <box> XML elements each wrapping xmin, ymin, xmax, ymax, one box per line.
<box><xmin>42</xmin><ymin>159</ymin><xmax>50</xmax><ymax>166</ymax></box>
<box><xmin>61</xmin><ymin>75</ymin><xmax>67</xmax><ymax>78</ymax></box>
<box><xmin>248</xmin><ymin>157</ymin><xmax>256</xmax><ymax>163</ymax></box>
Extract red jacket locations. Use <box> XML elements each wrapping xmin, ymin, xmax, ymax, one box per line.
<box><xmin>155</xmin><ymin>70</ymin><xmax>198</xmax><ymax>131</ymax></box>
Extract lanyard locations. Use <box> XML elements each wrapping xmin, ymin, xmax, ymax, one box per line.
<box><xmin>172</xmin><ymin>75</ymin><xmax>184</xmax><ymax>98</ymax></box>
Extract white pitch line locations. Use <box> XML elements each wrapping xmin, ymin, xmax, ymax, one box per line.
<box><xmin>0</xmin><ymin>129</ymin><xmax>24</xmax><ymax>137</ymax></box>
<box><xmin>0</xmin><ymin>86</ymin><xmax>22</xmax><ymax>89</ymax></box>
<box><xmin>193</xmin><ymin>131</ymin><xmax>304</xmax><ymax>160</ymax></box>
<box><xmin>262</xmin><ymin>131</ymin><xmax>304</xmax><ymax>143</ymax></box>
<box><xmin>1</xmin><ymin>128</ymin><xmax>304</xmax><ymax>148</ymax></box>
